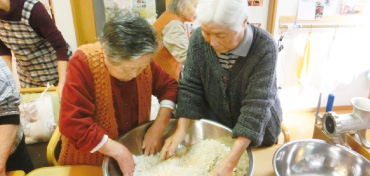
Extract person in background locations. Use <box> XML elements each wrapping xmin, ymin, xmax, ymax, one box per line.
<box><xmin>58</xmin><ymin>11</ymin><xmax>178</xmax><ymax>176</ymax></box>
<box><xmin>160</xmin><ymin>0</ymin><xmax>282</xmax><ymax>175</ymax></box>
<box><xmin>0</xmin><ymin>0</ymin><xmax>70</xmax><ymax>95</ymax></box>
<box><xmin>153</xmin><ymin>0</ymin><xmax>197</xmax><ymax>80</ymax></box>
<box><xmin>0</xmin><ymin>58</ymin><xmax>34</xmax><ymax>175</ymax></box>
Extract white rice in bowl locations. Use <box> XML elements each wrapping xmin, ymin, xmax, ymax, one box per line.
<box><xmin>133</xmin><ymin>139</ymin><xmax>249</xmax><ymax>176</ymax></box>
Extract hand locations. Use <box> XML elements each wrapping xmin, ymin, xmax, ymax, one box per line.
<box><xmin>98</xmin><ymin>138</ymin><xmax>135</xmax><ymax>176</ymax></box>
<box><xmin>57</xmin><ymin>60</ymin><xmax>68</xmax><ymax>98</ymax></box>
<box><xmin>160</xmin><ymin>128</ymin><xmax>186</xmax><ymax>160</ymax></box>
<box><xmin>214</xmin><ymin>136</ymin><xmax>251</xmax><ymax>176</ymax></box>
<box><xmin>114</xmin><ymin>146</ymin><xmax>135</xmax><ymax>176</ymax></box>
<box><xmin>214</xmin><ymin>155</ymin><xmax>235</xmax><ymax>176</ymax></box>
<box><xmin>142</xmin><ymin>124</ymin><xmax>163</xmax><ymax>156</ymax></box>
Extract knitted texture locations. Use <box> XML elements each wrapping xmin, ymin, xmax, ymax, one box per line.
<box><xmin>59</xmin><ymin>42</ymin><xmax>152</xmax><ymax>165</ymax></box>
<box><xmin>176</xmin><ymin>27</ymin><xmax>282</xmax><ymax>147</ymax></box>
<box><xmin>153</xmin><ymin>11</ymin><xmax>182</xmax><ymax>80</ymax></box>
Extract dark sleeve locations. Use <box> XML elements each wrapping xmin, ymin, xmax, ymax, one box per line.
<box><xmin>176</xmin><ymin>29</ymin><xmax>208</xmax><ymax>119</ymax></box>
<box><xmin>0</xmin><ymin>40</ymin><xmax>11</xmax><ymax>56</ymax></box>
<box><xmin>29</xmin><ymin>2</ymin><xmax>69</xmax><ymax>61</ymax></box>
<box><xmin>151</xmin><ymin>61</ymin><xmax>178</xmax><ymax>103</ymax></box>
<box><xmin>232</xmin><ymin>31</ymin><xmax>280</xmax><ymax>147</ymax></box>
<box><xmin>59</xmin><ymin>50</ymin><xmax>105</xmax><ymax>152</ymax></box>
<box><xmin>0</xmin><ymin>115</ymin><xmax>20</xmax><ymax>125</ymax></box>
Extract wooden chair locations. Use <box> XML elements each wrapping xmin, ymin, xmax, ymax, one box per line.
<box><xmin>19</xmin><ymin>87</ymin><xmax>60</xmax><ymax>168</ymax></box>
<box><xmin>46</xmin><ymin>126</ymin><xmax>61</xmax><ymax>166</ymax></box>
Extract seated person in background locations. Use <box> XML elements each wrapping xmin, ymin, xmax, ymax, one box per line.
<box><xmin>160</xmin><ymin>0</ymin><xmax>282</xmax><ymax>175</ymax></box>
<box><xmin>0</xmin><ymin>58</ymin><xmax>34</xmax><ymax>175</ymax></box>
<box><xmin>0</xmin><ymin>0</ymin><xmax>70</xmax><ymax>94</ymax></box>
<box><xmin>153</xmin><ymin>0</ymin><xmax>198</xmax><ymax>80</ymax></box>
<box><xmin>58</xmin><ymin>11</ymin><xmax>178</xmax><ymax>175</ymax></box>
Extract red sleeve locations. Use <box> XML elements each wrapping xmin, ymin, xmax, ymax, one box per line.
<box><xmin>0</xmin><ymin>40</ymin><xmax>11</xmax><ymax>56</ymax></box>
<box><xmin>59</xmin><ymin>50</ymin><xmax>105</xmax><ymax>152</ymax></box>
<box><xmin>151</xmin><ymin>61</ymin><xmax>179</xmax><ymax>103</ymax></box>
<box><xmin>29</xmin><ymin>2</ymin><xmax>69</xmax><ymax>61</ymax></box>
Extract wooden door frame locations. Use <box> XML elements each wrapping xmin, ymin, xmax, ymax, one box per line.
<box><xmin>266</xmin><ymin>0</ymin><xmax>278</xmax><ymax>36</ymax></box>
<box><xmin>70</xmin><ymin>0</ymin><xmax>97</xmax><ymax>47</ymax></box>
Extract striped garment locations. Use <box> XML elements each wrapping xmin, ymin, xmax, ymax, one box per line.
<box><xmin>0</xmin><ymin>57</ymin><xmax>23</xmax><ymax>154</ymax></box>
<box><xmin>0</xmin><ymin>0</ymin><xmax>59</xmax><ymax>88</ymax></box>
<box><xmin>217</xmin><ymin>52</ymin><xmax>240</xmax><ymax>70</ymax></box>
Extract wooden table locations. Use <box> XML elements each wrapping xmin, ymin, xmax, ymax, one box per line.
<box><xmin>252</xmin><ymin>144</ymin><xmax>281</xmax><ymax>176</ymax></box>
<box><xmin>26</xmin><ymin>165</ymin><xmax>103</xmax><ymax>176</ymax></box>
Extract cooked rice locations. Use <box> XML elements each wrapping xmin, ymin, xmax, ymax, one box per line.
<box><xmin>133</xmin><ymin>139</ymin><xmax>249</xmax><ymax>176</ymax></box>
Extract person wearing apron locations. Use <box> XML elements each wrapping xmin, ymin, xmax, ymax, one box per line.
<box><xmin>0</xmin><ymin>0</ymin><xmax>70</xmax><ymax>94</ymax></box>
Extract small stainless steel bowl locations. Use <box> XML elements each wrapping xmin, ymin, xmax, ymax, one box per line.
<box><xmin>102</xmin><ymin>119</ymin><xmax>254</xmax><ymax>176</ymax></box>
<box><xmin>273</xmin><ymin>139</ymin><xmax>370</xmax><ymax>176</ymax></box>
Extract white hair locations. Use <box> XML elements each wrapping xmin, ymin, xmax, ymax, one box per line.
<box><xmin>196</xmin><ymin>0</ymin><xmax>248</xmax><ymax>31</ymax></box>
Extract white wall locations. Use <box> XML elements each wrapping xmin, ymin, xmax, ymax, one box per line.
<box><xmin>247</xmin><ymin>0</ymin><xmax>270</xmax><ymax>30</ymax></box>
<box><xmin>52</xmin><ymin>0</ymin><xmax>77</xmax><ymax>52</ymax></box>
<box><xmin>273</xmin><ymin>0</ymin><xmax>370</xmax><ymax>110</ymax></box>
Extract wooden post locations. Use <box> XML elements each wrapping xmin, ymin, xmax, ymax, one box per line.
<box><xmin>70</xmin><ymin>0</ymin><xmax>97</xmax><ymax>46</ymax></box>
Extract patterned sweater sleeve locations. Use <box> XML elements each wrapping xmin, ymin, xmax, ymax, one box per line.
<box><xmin>58</xmin><ymin>51</ymin><xmax>105</xmax><ymax>152</ymax></box>
<box><xmin>176</xmin><ymin>29</ymin><xmax>208</xmax><ymax>119</ymax></box>
<box><xmin>232</xmin><ymin>30</ymin><xmax>280</xmax><ymax>147</ymax></box>
<box><xmin>0</xmin><ymin>59</ymin><xmax>21</xmax><ymax>118</ymax></box>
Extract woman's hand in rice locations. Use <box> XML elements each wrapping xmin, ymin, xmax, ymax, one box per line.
<box><xmin>214</xmin><ymin>156</ymin><xmax>235</xmax><ymax>176</ymax></box>
<box><xmin>142</xmin><ymin>124</ymin><xmax>163</xmax><ymax>156</ymax></box>
<box><xmin>159</xmin><ymin>132</ymin><xmax>185</xmax><ymax>160</ymax></box>
<box><xmin>160</xmin><ymin>118</ymin><xmax>190</xmax><ymax>160</ymax></box>
<box><xmin>116</xmin><ymin>146</ymin><xmax>136</xmax><ymax>176</ymax></box>
<box><xmin>98</xmin><ymin>138</ymin><xmax>135</xmax><ymax>176</ymax></box>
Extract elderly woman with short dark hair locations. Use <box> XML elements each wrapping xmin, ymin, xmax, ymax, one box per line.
<box><xmin>58</xmin><ymin>11</ymin><xmax>178</xmax><ymax>175</ymax></box>
<box><xmin>153</xmin><ymin>0</ymin><xmax>198</xmax><ymax>80</ymax></box>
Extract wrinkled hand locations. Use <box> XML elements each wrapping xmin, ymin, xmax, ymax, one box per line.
<box><xmin>114</xmin><ymin>146</ymin><xmax>135</xmax><ymax>176</ymax></box>
<box><xmin>142</xmin><ymin>125</ymin><xmax>163</xmax><ymax>156</ymax></box>
<box><xmin>214</xmin><ymin>156</ymin><xmax>235</xmax><ymax>176</ymax></box>
<box><xmin>160</xmin><ymin>129</ymin><xmax>186</xmax><ymax>160</ymax></box>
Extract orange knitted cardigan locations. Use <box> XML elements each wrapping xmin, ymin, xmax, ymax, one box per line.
<box><xmin>58</xmin><ymin>42</ymin><xmax>152</xmax><ymax>165</ymax></box>
<box><xmin>153</xmin><ymin>11</ymin><xmax>182</xmax><ymax>81</ymax></box>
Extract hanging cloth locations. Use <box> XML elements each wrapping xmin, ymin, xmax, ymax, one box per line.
<box><xmin>296</xmin><ymin>32</ymin><xmax>311</xmax><ymax>85</ymax></box>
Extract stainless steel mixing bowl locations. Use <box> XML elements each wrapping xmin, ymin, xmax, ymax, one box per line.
<box><xmin>273</xmin><ymin>139</ymin><xmax>370</xmax><ymax>176</ymax></box>
<box><xmin>102</xmin><ymin>119</ymin><xmax>254</xmax><ymax>176</ymax></box>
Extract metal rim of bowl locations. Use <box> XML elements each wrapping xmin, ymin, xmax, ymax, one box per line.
<box><xmin>272</xmin><ymin>139</ymin><xmax>370</xmax><ymax>176</ymax></box>
<box><xmin>102</xmin><ymin>119</ymin><xmax>254</xmax><ymax>176</ymax></box>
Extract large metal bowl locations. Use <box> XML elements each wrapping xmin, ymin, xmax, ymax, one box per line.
<box><xmin>102</xmin><ymin>119</ymin><xmax>254</xmax><ymax>176</ymax></box>
<box><xmin>273</xmin><ymin>139</ymin><xmax>370</xmax><ymax>176</ymax></box>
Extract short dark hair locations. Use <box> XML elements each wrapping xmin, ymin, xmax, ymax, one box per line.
<box><xmin>99</xmin><ymin>10</ymin><xmax>157</xmax><ymax>63</ymax></box>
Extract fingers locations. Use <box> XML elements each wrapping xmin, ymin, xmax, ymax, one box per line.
<box><xmin>143</xmin><ymin>141</ymin><xmax>159</xmax><ymax>156</ymax></box>
<box><xmin>160</xmin><ymin>139</ymin><xmax>177</xmax><ymax>161</ymax></box>
<box><xmin>166</xmin><ymin>143</ymin><xmax>176</xmax><ymax>159</ymax></box>
<box><xmin>160</xmin><ymin>140</ymin><xmax>171</xmax><ymax>160</ymax></box>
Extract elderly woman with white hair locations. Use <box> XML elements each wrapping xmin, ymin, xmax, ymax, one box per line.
<box><xmin>153</xmin><ymin>0</ymin><xmax>197</xmax><ymax>80</ymax></box>
<box><xmin>160</xmin><ymin>0</ymin><xmax>282</xmax><ymax>175</ymax></box>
